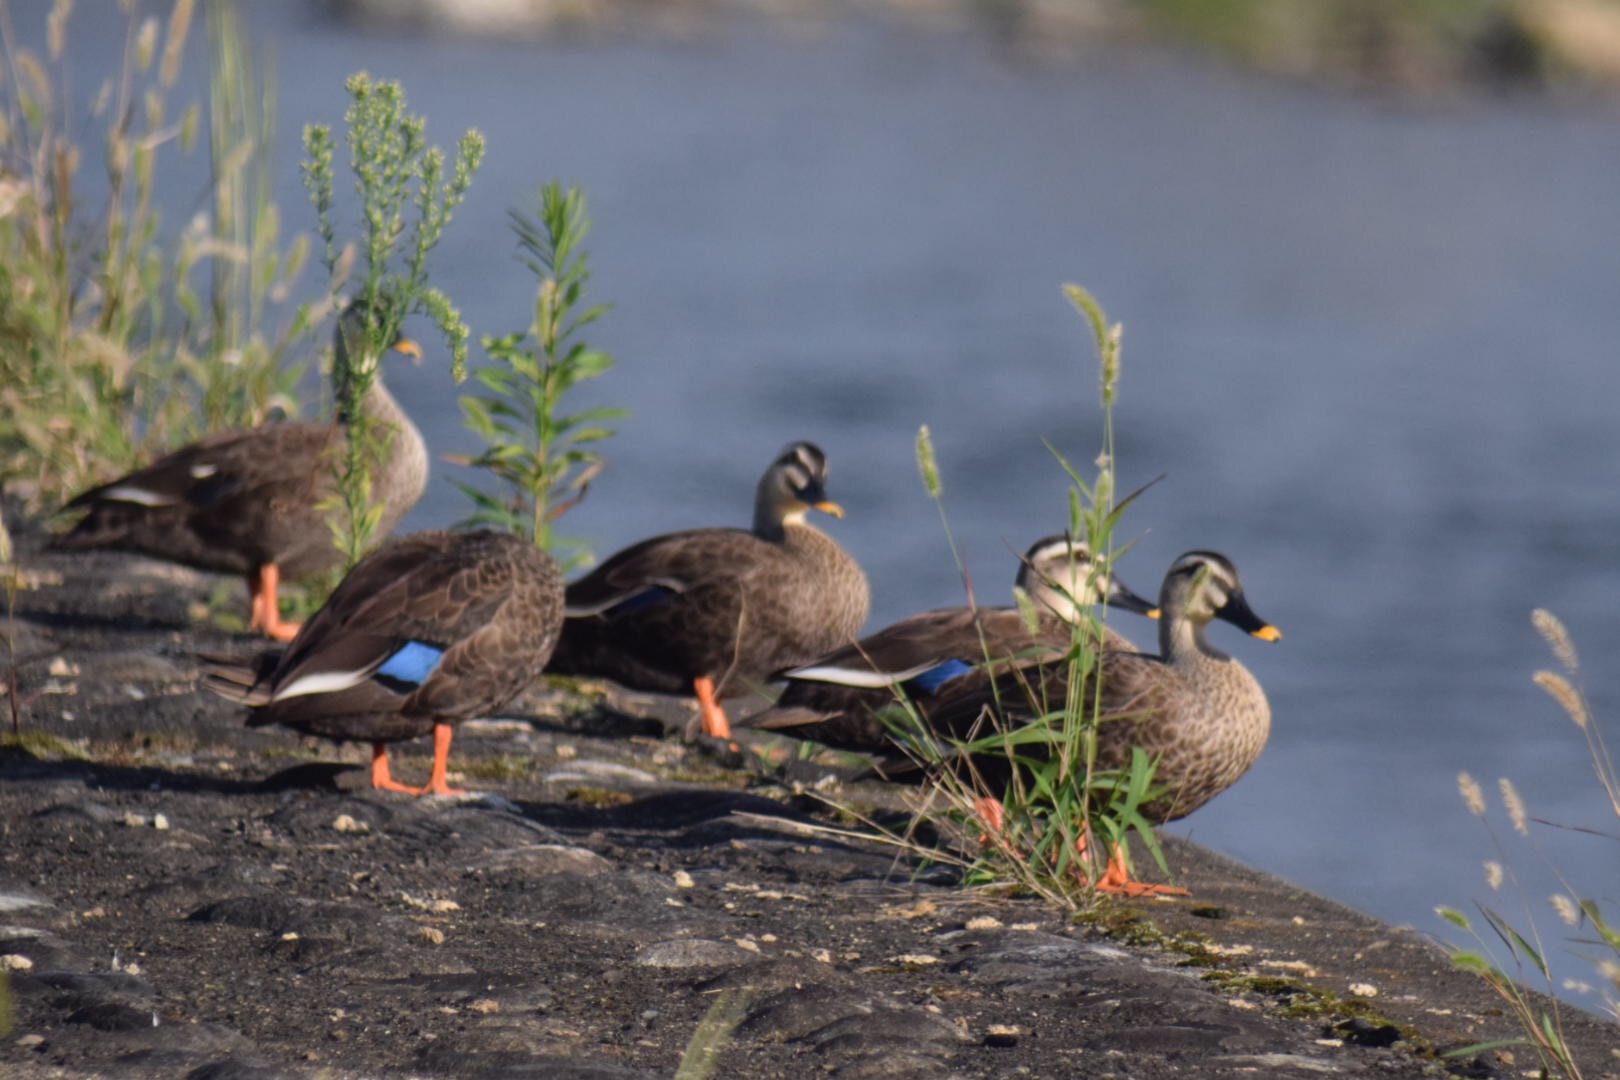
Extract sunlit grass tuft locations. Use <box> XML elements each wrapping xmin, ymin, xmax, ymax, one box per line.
<box><xmin>1439</xmin><ymin>609</ymin><xmax>1620</xmax><ymax>1079</ymax></box>
<box><xmin>0</xmin><ymin>0</ymin><xmax>311</xmax><ymax>511</ymax></box>
<box><xmin>819</xmin><ymin>286</ymin><xmax>1168</xmax><ymax>910</ymax></box>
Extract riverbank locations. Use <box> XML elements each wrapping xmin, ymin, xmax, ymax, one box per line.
<box><xmin>2</xmin><ymin>521</ymin><xmax>1617</xmax><ymax>1078</ymax></box>
<box><xmin>330</xmin><ymin>0</ymin><xmax>1620</xmax><ymax>95</ymax></box>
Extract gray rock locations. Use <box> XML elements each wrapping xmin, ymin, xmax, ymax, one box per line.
<box><xmin>635</xmin><ymin>938</ymin><xmax>754</xmax><ymax>969</ymax></box>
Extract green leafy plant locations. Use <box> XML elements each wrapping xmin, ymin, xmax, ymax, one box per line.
<box><xmin>453</xmin><ymin>181</ymin><xmax>623</xmax><ymax>570</ymax></box>
<box><xmin>0</xmin><ymin>0</ymin><xmax>310</xmax><ymax>509</ymax></box>
<box><xmin>835</xmin><ymin>286</ymin><xmax>1167</xmax><ymax>909</ymax></box>
<box><xmin>1437</xmin><ymin>609</ymin><xmax>1620</xmax><ymax>1080</ymax></box>
<box><xmin>300</xmin><ymin>71</ymin><xmax>484</xmax><ymax>567</ymax></box>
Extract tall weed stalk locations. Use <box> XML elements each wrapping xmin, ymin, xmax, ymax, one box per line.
<box><xmin>865</xmin><ymin>286</ymin><xmax>1165</xmax><ymax>907</ymax></box>
<box><xmin>0</xmin><ymin>0</ymin><xmax>309</xmax><ymax>508</ymax></box>
<box><xmin>300</xmin><ymin>72</ymin><xmax>483</xmax><ymax>567</ymax></box>
<box><xmin>453</xmin><ymin>181</ymin><xmax>624</xmax><ymax>570</ymax></box>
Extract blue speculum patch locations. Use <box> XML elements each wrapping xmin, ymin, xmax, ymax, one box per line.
<box><xmin>376</xmin><ymin>640</ymin><xmax>446</xmax><ymax>687</ymax></box>
<box><xmin>904</xmin><ymin>658</ymin><xmax>975</xmax><ymax>697</ymax></box>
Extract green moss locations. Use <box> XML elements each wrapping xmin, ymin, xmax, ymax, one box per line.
<box><xmin>1071</xmin><ymin>904</ymin><xmax>1214</xmax><ymax>957</ymax></box>
<box><xmin>1069</xmin><ymin>902</ymin><xmax>1440</xmax><ymax>1060</ymax></box>
<box><xmin>0</xmin><ymin>731</ymin><xmax>93</xmax><ymax>761</ymax></box>
<box><xmin>567</xmin><ymin>787</ymin><xmax>635</xmax><ymax>807</ymax></box>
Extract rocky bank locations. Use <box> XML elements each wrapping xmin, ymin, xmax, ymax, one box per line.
<box><xmin>1</xmin><ymin>518</ymin><xmax>1617</xmax><ymax>1079</ymax></box>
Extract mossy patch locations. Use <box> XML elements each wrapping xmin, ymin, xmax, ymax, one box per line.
<box><xmin>567</xmin><ymin>786</ymin><xmax>635</xmax><ymax>807</ymax></box>
<box><xmin>0</xmin><ymin>730</ymin><xmax>92</xmax><ymax>761</ymax></box>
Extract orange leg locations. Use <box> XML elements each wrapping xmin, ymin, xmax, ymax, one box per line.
<box><xmin>246</xmin><ymin>564</ymin><xmax>301</xmax><ymax>642</ymax></box>
<box><xmin>367</xmin><ymin>726</ymin><xmax>466</xmax><ymax>797</ymax></box>
<box><xmin>369</xmin><ymin>742</ymin><xmax>422</xmax><ymax>794</ymax></box>
<box><xmin>1076</xmin><ymin>825</ymin><xmax>1189</xmax><ymax>898</ymax></box>
<box><xmin>418</xmin><ymin>722</ymin><xmax>465</xmax><ymax>797</ymax></box>
<box><xmin>692</xmin><ymin>676</ymin><xmax>732</xmax><ymax>739</ymax></box>
<box><xmin>973</xmin><ymin>795</ymin><xmax>1007</xmax><ymax>846</ymax></box>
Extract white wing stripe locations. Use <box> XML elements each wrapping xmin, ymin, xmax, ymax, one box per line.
<box><xmin>100</xmin><ymin>485</ymin><xmax>178</xmax><ymax>507</ymax></box>
<box><xmin>784</xmin><ymin>661</ymin><xmax>941</xmax><ymax>688</ymax></box>
<box><xmin>272</xmin><ymin>669</ymin><xmax>371</xmax><ymax>701</ymax></box>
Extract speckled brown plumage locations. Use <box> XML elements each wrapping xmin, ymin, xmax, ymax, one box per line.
<box><xmin>742</xmin><ymin>535</ymin><xmax>1158</xmax><ymax>756</ymax></box>
<box><xmin>547</xmin><ymin>442</ymin><xmax>870</xmax><ymax>738</ymax></box>
<box><xmin>203</xmin><ymin>529</ymin><xmax>564</xmax><ymax>795</ymax></box>
<box><xmin>927</xmin><ymin>550</ymin><xmax>1281</xmax><ymax>824</ymax></box>
<box><xmin>53</xmin><ymin>304</ymin><xmax>427</xmax><ymax>639</ymax></box>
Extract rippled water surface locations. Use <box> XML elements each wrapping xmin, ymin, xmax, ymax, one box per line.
<box><xmin>21</xmin><ymin>2</ymin><xmax>1620</xmax><ymax>991</ymax></box>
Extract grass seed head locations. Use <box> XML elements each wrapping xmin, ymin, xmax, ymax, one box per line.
<box><xmin>1531</xmin><ymin>608</ymin><xmax>1579</xmax><ymax>673</ymax></box>
<box><xmin>1458</xmin><ymin>772</ymin><xmax>1486</xmax><ymax>817</ymax></box>
<box><xmin>1550</xmin><ymin>894</ymin><xmax>1580</xmax><ymax>927</ymax></box>
<box><xmin>1532</xmin><ymin>670</ymin><xmax>1588</xmax><ymax>730</ymax></box>
<box><xmin>1498</xmin><ymin>777</ymin><xmax>1529</xmax><ymax>836</ymax></box>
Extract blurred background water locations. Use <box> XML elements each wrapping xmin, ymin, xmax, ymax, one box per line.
<box><xmin>13</xmin><ymin>1</ymin><xmax>1620</xmax><ymax>997</ymax></box>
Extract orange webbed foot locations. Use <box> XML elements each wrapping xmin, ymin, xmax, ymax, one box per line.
<box><xmin>1091</xmin><ymin>838</ymin><xmax>1190</xmax><ymax>898</ymax></box>
<box><xmin>369</xmin><ymin>737</ymin><xmax>468</xmax><ymax>797</ymax></box>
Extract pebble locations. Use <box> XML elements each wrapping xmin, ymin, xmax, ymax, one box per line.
<box><xmin>984</xmin><ymin>1024</ymin><xmax>1021</xmax><ymax>1048</ymax></box>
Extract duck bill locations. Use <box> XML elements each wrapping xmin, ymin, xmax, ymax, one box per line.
<box><xmin>391</xmin><ymin>337</ymin><xmax>423</xmax><ymax>359</ymax></box>
<box><xmin>1219</xmin><ymin>592</ymin><xmax>1282</xmax><ymax>642</ymax></box>
<box><xmin>1107</xmin><ymin>581</ymin><xmax>1160</xmax><ymax>619</ymax></box>
<box><xmin>811</xmin><ymin>500</ymin><xmax>845</xmax><ymax>519</ymax></box>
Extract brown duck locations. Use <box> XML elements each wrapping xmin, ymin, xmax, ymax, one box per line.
<box><xmin>925</xmin><ymin>549</ymin><xmax>1281</xmax><ymax>893</ymax></box>
<box><xmin>741</xmin><ymin>534</ymin><xmax>1159</xmax><ymax>762</ymax></box>
<box><xmin>203</xmin><ymin>529</ymin><xmax>564</xmax><ymax>796</ymax></box>
<box><xmin>547</xmin><ymin>441</ymin><xmax>870</xmax><ymax>739</ymax></box>
<box><xmin>54</xmin><ymin>302</ymin><xmax>428</xmax><ymax>641</ymax></box>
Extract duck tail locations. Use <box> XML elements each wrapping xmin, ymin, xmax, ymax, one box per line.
<box><xmin>197</xmin><ymin>650</ymin><xmax>281</xmax><ymax>708</ymax></box>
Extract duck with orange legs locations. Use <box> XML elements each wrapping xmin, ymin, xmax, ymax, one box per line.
<box><xmin>204</xmin><ymin>529</ymin><xmax>563</xmax><ymax>795</ymax></box>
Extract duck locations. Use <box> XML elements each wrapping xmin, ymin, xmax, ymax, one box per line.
<box><xmin>546</xmin><ymin>441</ymin><xmax>870</xmax><ymax>740</ymax></box>
<box><xmin>740</xmin><ymin>534</ymin><xmax>1159</xmax><ymax>764</ymax></box>
<box><xmin>202</xmin><ymin>529</ymin><xmax>564</xmax><ymax>796</ymax></box>
<box><xmin>924</xmin><ymin>549</ymin><xmax>1281</xmax><ymax>893</ymax></box>
<box><xmin>53</xmin><ymin>300</ymin><xmax>428</xmax><ymax>641</ymax></box>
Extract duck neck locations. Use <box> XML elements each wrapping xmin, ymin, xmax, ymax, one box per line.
<box><xmin>357</xmin><ymin>372</ymin><xmax>406</xmax><ymax>427</ymax></box>
<box><xmin>1160</xmin><ymin>611</ymin><xmax>1229</xmax><ymax>666</ymax></box>
<box><xmin>344</xmin><ymin>372</ymin><xmax>428</xmax><ymax>506</ymax></box>
<box><xmin>753</xmin><ymin>485</ymin><xmax>800</xmax><ymax>543</ymax></box>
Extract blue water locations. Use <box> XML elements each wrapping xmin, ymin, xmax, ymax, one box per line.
<box><xmin>15</xmin><ymin>1</ymin><xmax>1620</xmax><ymax>1001</ymax></box>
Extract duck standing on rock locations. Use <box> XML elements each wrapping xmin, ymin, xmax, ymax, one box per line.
<box><xmin>742</xmin><ymin>534</ymin><xmax>1159</xmax><ymax>763</ymax></box>
<box><xmin>547</xmin><ymin>441</ymin><xmax>870</xmax><ymax>740</ymax></box>
<box><xmin>53</xmin><ymin>301</ymin><xmax>429</xmax><ymax>641</ymax></box>
<box><xmin>203</xmin><ymin>529</ymin><xmax>565</xmax><ymax>796</ymax></box>
<box><xmin>927</xmin><ymin>549</ymin><xmax>1282</xmax><ymax>894</ymax></box>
